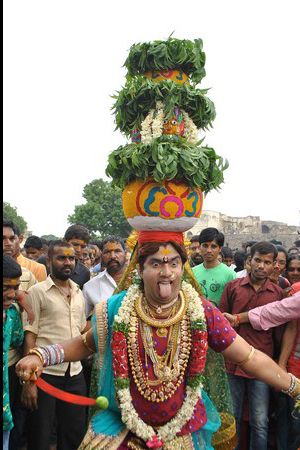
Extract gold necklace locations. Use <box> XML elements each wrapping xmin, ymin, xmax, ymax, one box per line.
<box><xmin>135</xmin><ymin>291</ymin><xmax>187</xmax><ymax>329</ymax></box>
<box><xmin>127</xmin><ymin>306</ymin><xmax>192</xmax><ymax>403</ymax></box>
<box><xmin>146</xmin><ymin>296</ymin><xmax>178</xmax><ymax>315</ymax></box>
<box><xmin>145</xmin><ymin>301</ymin><xmax>176</xmax><ymax>338</ymax></box>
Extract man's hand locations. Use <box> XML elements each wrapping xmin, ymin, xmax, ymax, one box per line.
<box><xmin>15</xmin><ymin>291</ymin><xmax>35</xmax><ymax>324</ymax></box>
<box><xmin>21</xmin><ymin>383</ymin><xmax>38</xmax><ymax>410</ymax></box>
<box><xmin>223</xmin><ymin>312</ymin><xmax>239</xmax><ymax>327</ymax></box>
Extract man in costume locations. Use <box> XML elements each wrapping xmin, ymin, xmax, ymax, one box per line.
<box><xmin>14</xmin><ymin>37</ymin><xmax>300</xmax><ymax>449</ymax></box>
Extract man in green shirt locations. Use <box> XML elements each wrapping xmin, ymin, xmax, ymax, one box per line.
<box><xmin>3</xmin><ymin>255</ymin><xmax>24</xmax><ymax>450</ymax></box>
<box><xmin>193</xmin><ymin>227</ymin><xmax>236</xmax><ymax>305</ymax></box>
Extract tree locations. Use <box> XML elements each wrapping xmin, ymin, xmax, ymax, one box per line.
<box><xmin>68</xmin><ymin>179</ymin><xmax>131</xmax><ymax>239</ymax></box>
<box><xmin>41</xmin><ymin>234</ymin><xmax>60</xmax><ymax>241</ymax></box>
<box><xmin>3</xmin><ymin>202</ymin><xmax>27</xmax><ymax>234</ymax></box>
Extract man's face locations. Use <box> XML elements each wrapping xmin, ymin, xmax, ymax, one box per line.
<box><xmin>3</xmin><ymin>278</ymin><xmax>21</xmax><ymax>310</ymax></box>
<box><xmin>190</xmin><ymin>241</ymin><xmax>203</xmax><ymax>265</ymax></box>
<box><xmin>102</xmin><ymin>241</ymin><xmax>126</xmax><ymax>275</ymax></box>
<box><xmin>250</xmin><ymin>252</ymin><xmax>276</xmax><ymax>281</ymax></box>
<box><xmin>82</xmin><ymin>248</ymin><xmax>91</xmax><ymax>268</ymax></box>
<box><xmin>3</xmin><ymin>227</ymin><xmax>20</xmax><ymax>258</ymax></box>
<box><xmin>67</xmin><ymin>238</ymin><xmax>87</xmax><ymax>261</ymax></box>
<box><xmin>141</xmin><ymin>244</ymin><xmax>183</xmax><ymax>305</ymax></box>
<box><xmin>199</xmin><ymin>240</ymin><xmax>221</xmax><ymax>263</ymax></box>
<box><xmin>49</xmin><ymin>246</ymin><xmax>76</xmax><ymax>280</ymax></box>
<box><xmin>25</xmin><ymin>247</ymin><xmax>42</xmax><ymax>261</ymax></box>
<box><xmin>223</xmin><ymin>256</ymin><xmax>234</xmax><ymax>267</ymax></box>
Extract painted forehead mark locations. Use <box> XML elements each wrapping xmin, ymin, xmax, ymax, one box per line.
<box><xmin>71</xmin><ymin>239</ymin><xmax>85</xmax><ymax>245</ymax></box>
<box><xmin>161</xmin><ymin>248</ymin><xmax>172</xmax><ymax>255</ymax></box>
<box><xmin>63</xmin><ymin>249</ymin><xmax>74</xmax><ymax>256</ymax></box>
<box><xmin>3</xmin><ymin>278</ymin><xmax>20</xmax><ymax>286</ymax></box>
<box><xmin>105</xmin><ymin>243</ymin><xmax>120</xmax><ymax>251</ymax></box>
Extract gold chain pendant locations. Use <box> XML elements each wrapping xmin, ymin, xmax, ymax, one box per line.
<box><xmin>156</xmin><ymin>327</ymin><xmax>168</xmax><ymax>338</ymax></box>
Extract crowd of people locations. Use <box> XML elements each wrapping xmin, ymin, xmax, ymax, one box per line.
<box><xmin>3</xmin><ymin>219</ymin><xmax>300</xmax><ymax>450</ymax></box>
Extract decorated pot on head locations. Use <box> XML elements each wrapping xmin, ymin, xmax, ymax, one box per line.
<box><xmin>106</xmin><ymin>36</ymin><xmax>228</xmax><ymax>238</ymax></box>
<box><xmin>122</xmin><ymin>179</ymin><xmax>203</xmax><ymax>232</ymax></box>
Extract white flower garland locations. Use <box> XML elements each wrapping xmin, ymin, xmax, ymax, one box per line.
<box><xmin>113</xmin><ymin>281</ymin><xmax>206</xmax><ymax>444</ymax></box>
<box><xmin>140</xmin><ymin>103</ymin><xmax>199</xmax><ymax>145</ymax></box>
<box><xmin>140</xmin><ymin>101</ymin><xmax>164</xmax><ymax>144</ymax></box>
<box><xmin>182</xmin><ymin>110</ymin><xmax>199</xmax><ymax>144</ymax></box>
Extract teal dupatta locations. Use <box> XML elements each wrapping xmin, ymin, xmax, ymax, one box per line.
<box><xmin>89</xmin><ymin>291</ymin><xmax>220</xmax><ymax>449</ymax></box>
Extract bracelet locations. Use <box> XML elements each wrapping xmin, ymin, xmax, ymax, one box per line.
<box><xmin>282</xmin><ymin>374</ymin><xmax>300</xmax><ymax>398</ymax></box>
<box><xmin>81</xmin><ymin>332</ymin><xmax>95</xmax><ymax>353</ymax></box>
<box><xmin>28</xmin><ymin>348</ymin><xmax>44</xmax><ymax>366</ymax></box>
<box><xmin>30</xmin><ymin>344</ymin><xmax>65</xmax><ymax>367</ymax></box>
<box><xmin>235</xmin><ymin>314</ymin><xmax>241</xmax><ymax>325</ymax></box>
<box><xmin>236</xmin><ymin>346</ymin><xmax>255</xmax><ymax>366</ymax></box>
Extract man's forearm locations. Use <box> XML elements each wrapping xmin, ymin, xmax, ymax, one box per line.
<box><xmin>23</xmin><ymin>331</ymin><xmax>37</xmax><ymax>355</ymax></box>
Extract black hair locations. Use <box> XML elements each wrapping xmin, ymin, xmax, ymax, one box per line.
<box><xmin>199</xmin><ymin>228</ymin><xmax>224</xmax><ymax>247</ymax></box>
<box><xmin>48</xmin><ymin>239</ymin><xmax>74</xmax><ymax>259</ymax></box>
<box><xmin>286</xmin><ymin>254</ymin><xmax>300</xmax><ymax>269</ymax></box>
<box><xmin>221</xmin><ymin>247</ymin><xmax>233</xmax><ymax>259</ymax></box>
<box><xmin>3</xmin><ymin>219</ymin><xmax>20</xmax><ymax>236</ymax></box>
<box><xmin>250</xmin><ymin>241</ymin><xmax>278</xmax><ymax>260</ymax></box>
<box><xmin>288</xmin><ymin>246</ymin><xmax>300</xmax><ymax>254</ymax></box>
<box><xmin>24</xmin><ymin>235</ymin><xmax>43</xmax><ymax>250</ymax></box>
<box><xmin>90</xmin><ymin>240</ymin><xmax>103</xmax><ymax>251</ymax></box>
<box><xmin>245</xmin><ymin>240</ymin><xmax>257</xmax><ymax>251</ymax></box>
<box><xmin>64</xmin><ymin>224</ymin><xmax>90</xmax><ymax>244</ymax></box>
<box><xmin>233</xmin><ymin>250</ymin><xmax>246</xmax><ymax>271</ymax></box>
<box><xmin>40</xmin><ymin>238</ymin><xmax>49</xmax><ymax>246</ymax></box>
<box><xmin>275</xmin><ymin>245</ymin><xmax>288</xmax><ymax>261</ymax></box>
<box><xmin>3</xmin><ymin>254</ymin><xmax>22</xmax><ymax>279</ymax></box>
<box><xmin>102</xmin><ymin>236</ymin><xmax>125</xmax><ymax>251</ymax></box>
<box><xmin>190</xmin><ymin>235</ymin><xmax>200</xmax><ymax>244</ymax></box>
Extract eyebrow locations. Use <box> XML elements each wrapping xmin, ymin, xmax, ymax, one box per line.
<box><xmin>149</xmin><ymin>256</ymin><xmax>181</xmax><ymax>263</ymax></box>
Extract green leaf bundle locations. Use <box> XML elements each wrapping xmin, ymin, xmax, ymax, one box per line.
<box><xmin>124</xmin><ymin>37</ymin><xmax>206</xmax><ymax>85</ymax></box>
<box><xmin>113</xmin><ymin>77</ymin><xmax>216</xmax><ymax>136</ymax></box>
<box><xmin>105</xmin><ymin>136</ymin><xmax>228</xmax><ymax>192</ymax></box>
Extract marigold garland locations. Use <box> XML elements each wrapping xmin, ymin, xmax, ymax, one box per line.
<box><xmin>111</xmin><ymin>281</ymin><xmax>208</xmax><ymax>448</ymax></box>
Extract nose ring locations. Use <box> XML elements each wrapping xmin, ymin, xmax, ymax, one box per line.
<box><xmin>159</xmin><ymin>270</ymin><xmax>164</xmax><ymax>276</ymax></box>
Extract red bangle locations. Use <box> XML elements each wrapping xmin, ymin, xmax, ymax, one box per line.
<box><xmin>235</xmin><ymin>314</ymin><xmax>241</xmax><ymax>325</ymax></box>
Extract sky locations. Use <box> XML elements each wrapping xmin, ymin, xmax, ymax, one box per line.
<box><xmin>3</xmin><ymin>0</ymin><xmax>300</xmax><ymax>236</ymax></box>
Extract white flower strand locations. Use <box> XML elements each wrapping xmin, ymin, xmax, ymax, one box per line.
<box><xmin>151</xmin><ymin>101</ymin><xmax>164</xmax><ymax>139</ymax></box>
<box><xmin>140</xmin><ymin>109</ymin><xmax>155</xmax><ymax>144</ymax></box>
<box><xmin>113</xmin><ymin>281</ymin><xmax>206</xmax><ymax>445</ymax></box>
<box><xmin>140</xmin><ymin>101</ymin><xmax>164</xmax><ymax>144</ymax></box>
<box><xmin>182</xmin><ymin>110</ymin><xmax>199</xmax><ymax>144</ymax></box>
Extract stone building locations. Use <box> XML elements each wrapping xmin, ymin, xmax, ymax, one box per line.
<box><xmin>187</xmin><ymin>210</ymin><xmax>299</xmax><ymax>250</ymax></box>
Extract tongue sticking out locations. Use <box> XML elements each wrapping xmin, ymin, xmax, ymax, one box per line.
<box><xmin>158</xmin><ymin>282</ymin><xmax>172</xmax><ymax>299</ymax></box>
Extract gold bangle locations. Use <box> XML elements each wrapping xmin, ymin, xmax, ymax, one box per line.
<box><xmin>81</xmin><ymin>332</ymin><xmax>95</xmax><ymax>353</ymax></box>
<box><xmin>28</xmin><ymin>348</ymin><xmax>44</xmax><ymax>366</ymax></box>
<box><xmin>236</xmin><ymin>346</ymin><xmax>255</xmax><ymax>366</ymax></box>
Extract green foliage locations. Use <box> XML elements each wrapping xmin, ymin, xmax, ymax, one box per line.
<box><xmin>112</xmin><ymin>77</ymin><xmax>215</xmax><ymax>136</ymax></box>
<box><xmin>124</xmin><ymin>37</ymin><xmax>206</xmax><ymax>84</ymax></box>
<box><xmin>40</xmin><ymin>234</ymin><xmax>60</xmax><ymax>241</ymax></box>
<box><xmin>68</xmin><ymin>179</ymin><xmax>131</xmax><ymax>239</ymax></box>
<box><xmin>106</xmin><ymin>136</ymin><xmax>228</xmax><ymax>193</ymax></box>
<box><xmin>3</xmin><ymin>202</ymin><xmax>27</xmax><ymax>234</ymax></box>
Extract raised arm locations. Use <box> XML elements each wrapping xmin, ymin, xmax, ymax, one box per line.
<box><xmin>15</xmin><ymin>328</ymin><xmax>96</xmax><ymax>383</ymax></box>
<box><xmin>224</xmin><ymin>292</ymin><xmax>300</xmax><ymax>330</ymax></box>
<box><xmin>222</xmin><ymin>334</ymin><xmax>298</xmax><ymax>394</ymax></box>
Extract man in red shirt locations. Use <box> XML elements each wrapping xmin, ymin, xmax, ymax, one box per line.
<box><xmin>219</xmin><ymin>241</ymin><xmax>284</xmax><ymax>450</ymax></box>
